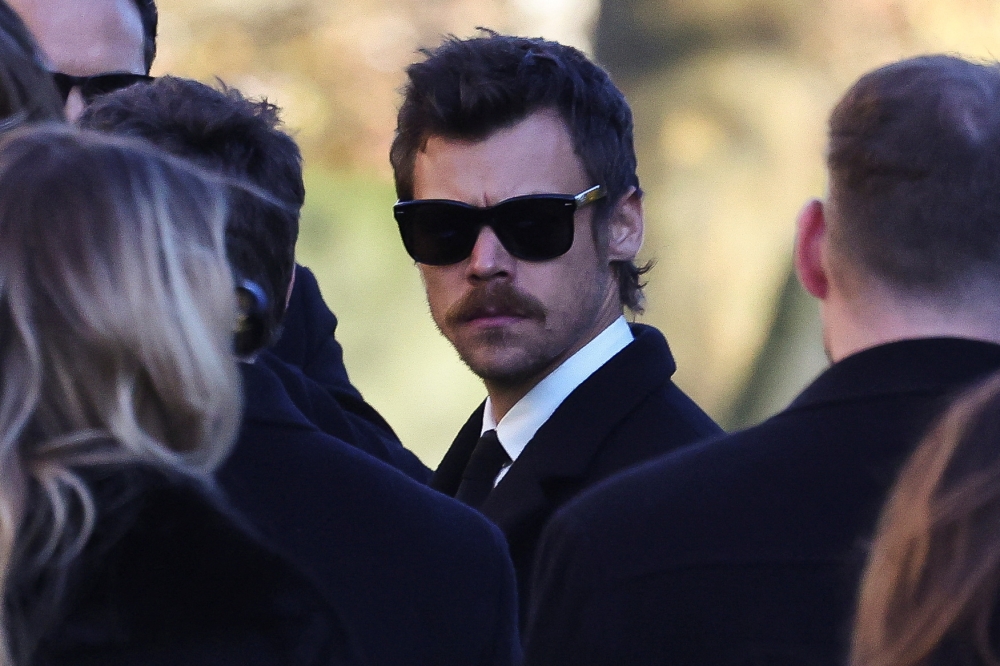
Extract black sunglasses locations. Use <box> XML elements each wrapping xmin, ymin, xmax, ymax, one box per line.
<box><xmin>51</xmin><ymin>72</ymin><xmax>154</xmax><ymax>104</ymax></box>
<box><xmin>394</xmin><ymin>185</ymin><xmax>606</xmax><ymax>266</ymax></box>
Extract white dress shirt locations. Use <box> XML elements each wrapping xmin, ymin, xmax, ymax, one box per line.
<box><xmin>481</xmin><ymin>316</ymin><xmax>634</xmax><ymax>486</ymax></box>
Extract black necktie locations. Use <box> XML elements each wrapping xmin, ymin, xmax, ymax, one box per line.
<box><xmin>455</xmin><ymin>430</ymin><xmax>511</xmax><ymax>508</ymax></box>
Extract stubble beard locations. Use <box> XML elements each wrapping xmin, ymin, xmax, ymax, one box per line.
<box><xmin>456</xmin><ymin>325</ymin><xmax>561</xmax><ymax>391</ymax></box>
<box><xmin>439</xmin><ymin>280</ymin><xmax>556</xmax><ymax>388</ymax></box>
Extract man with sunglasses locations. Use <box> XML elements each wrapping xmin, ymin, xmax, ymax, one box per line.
<box><xmin>8</xmin><ymin>0</ymin><xmax>155</xmax><ymax>120</ymax></box>
<box><xmin>391</xmin><ymin>32</ymin><xmax>722</xmax><ymax>613</ymax></box>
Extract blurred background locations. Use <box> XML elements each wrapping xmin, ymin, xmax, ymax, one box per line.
<box><xmin>153</xmin><ymin>0</ymin><xmax>1000</xmax><ymax>466</ymax></box>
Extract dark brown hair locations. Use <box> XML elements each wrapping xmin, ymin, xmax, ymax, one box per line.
<box><xmin>390</xmin><ymin>31</ymin><xmax>650</xmax><ymax>311</ymax></box>
<box><xmin>79</xmin><ymin>76</ymin><xmax>304</xmax><ymax>350</ymax></box>
<box><xmin>852</xmin><ymin>370</ymin><xmax>1000</xmax><ymax>666</ymax></box>
<box><xmin>827</xmin><ymin>55</ymin><xmax>1000</xmax><ymax>294</ymax></box>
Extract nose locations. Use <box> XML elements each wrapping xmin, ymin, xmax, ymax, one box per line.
<box><xmin>64</xmin><ymin>88</ymin><xmax>86</xmax><ymax>122</ymax></box>
<box><xmin>466</xmin><ymin>225</ymin><xmax>513</xmax><ymax>280</ymax></box>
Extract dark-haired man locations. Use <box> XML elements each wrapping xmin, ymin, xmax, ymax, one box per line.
<box><xmin>524</xmin><ymin>54</ymin><xmax>1000</xmax><ymax>666</ymax></box>
<box><xmin>80</xmin><ymin>75</ymin><xmax>427</xmax><ymax>480</ymax></box>
<box><xmin>18</xmin><ymin>0</ymin><xmax>421</xmax><ymax>480</ymax></box>
<box><xmin>392</xmin><ymin>32</ymin><xmax>721</xmax><ymax>611</ymax></box>
<box><xmin>8</xmin><ymin>0</ymin><xmax>155</xmax><ymax>119</ymax></box>
<box><xmin>81</xmin><ymin>76</ymin><xmax>520</xmax><ymax>666</ymax></box>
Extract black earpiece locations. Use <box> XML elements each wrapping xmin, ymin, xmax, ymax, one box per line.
<box><xmin>234</xmin><ymin>278</ymin><xmax>269</xmax><ymax>357</ymax></box>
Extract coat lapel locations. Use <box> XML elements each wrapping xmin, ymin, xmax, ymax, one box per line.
<box><xmin>481</xmin><ymin>325</ymin><xmax>676</xmax><ymax>535</ymax></box>
<box><xmin>240</xmin><ymin>361</ymin><xmax>318</xmax><ymax>431</ymax></box>
<box><xmin>430</xmin><ymin>402</ymin><xmax>486</xmax><ymax>495</ymax></box>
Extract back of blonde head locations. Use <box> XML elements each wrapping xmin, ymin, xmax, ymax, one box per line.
<box><xmin>852</xmin><ymin>371</ymin><xmax>1000</xmax><ymax>666</ymax></box>
<box><xmin>0</xmin><ymin>125</ymin><xmax>240</xmax><ymax>664</ymax></box>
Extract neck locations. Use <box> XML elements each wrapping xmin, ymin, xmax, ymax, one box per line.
<box><xmin>823</xmin><ymin>279</ymin><xmax>1000</xmax><ymax>362</ymax></box>
<box><xmin>485</xmin><ymin>308</ymin><xmax>624</xmax><ymax>421</ymax></box>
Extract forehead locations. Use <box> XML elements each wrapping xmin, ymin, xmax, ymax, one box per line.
<box><xmin>412</xmin><ymin>110</ymin><xmax>589</xmax><ymax>205</ymax></box>
<box><xmin>9</xmin><ymin>0</ymin><xmax>145</xmax><ymax>76</ymax></box>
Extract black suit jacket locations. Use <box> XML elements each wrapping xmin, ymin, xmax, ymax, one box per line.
<box><xmin>525</xmin><ymin>337</ymin><xmax>1000</xmax><ymax>666</ymax></box>
<box><xmin>271</xmin><ymin>264</ymin><xmax>430</xmax><ymax>482</ymax></box>
<box><xmin>272</xmin><ymin>265</ymin><xmax>355</xmax><ymax>397</ymax></box>
<box><xmin>432</xmin><ymin>323</ymin><xmax>721</xmax><ymax>614</ymax></box>
<box><xmin>219</xmin><ymin>359</ymin><xmax>521</xmax><ymax>666</ymax></box>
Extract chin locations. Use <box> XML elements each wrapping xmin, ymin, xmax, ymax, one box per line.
<box><xmin>462</xmin><ymin>349</ymin><xmax>556</xmax><ymax>387</ymax></box>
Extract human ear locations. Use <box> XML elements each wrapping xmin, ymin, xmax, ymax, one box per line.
<box><xmin>234</xmin><ymin>279</ymin><xmax>270</xmax><ymax>357</ymax></box>
<box><xmin>605</xmin><ymin>187</ymin><xmax>644</xmax><ymax>262</ymax></box>
<box><xmin>794</xmin><ymin>198</ymin><xmax>829</xmax><ymax>300</ymax></box>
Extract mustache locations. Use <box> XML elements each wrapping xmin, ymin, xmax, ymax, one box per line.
<box><xmin>445</xmin><ymin>282</ymin><xmax>546</xmax><ymax>326</ymax></box>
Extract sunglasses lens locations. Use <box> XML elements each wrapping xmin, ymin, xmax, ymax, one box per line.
<box><xmin>491</xmin><ymin>198</ymin><xmax>575</xmax><ymax>262</ymax></box>
<box><xmin>51</xmin><ymin>73</ymin><xmax>74</xmax><ymax>102</ymax></box>
<box><xmin>81</xmin><ymin>74</ymin><xmax>153</xmax><ymax>102</ymax></box>
<box><xmin>395</xmin><ymin>202</ymin><xmax>480</xmax><ymax>265</ymax></box>
<box><xmin>395</xmin><ymin>196</ymin><xmax>579</xmax><ymax>265</ymax></box>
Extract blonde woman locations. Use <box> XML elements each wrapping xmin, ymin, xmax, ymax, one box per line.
<box><xmin>0</xmin><ymin>126</ymin><xmax>355</xmax><ymax>665</ymax></box>
<box><xmin>853</xmin><ymin>371</ymin><xmax>1000</xmax><ymax>666</ymax></box>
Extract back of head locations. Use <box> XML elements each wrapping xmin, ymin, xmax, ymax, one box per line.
<box><xmin>391</xmin><ymin>31</ymin><xmax>648</xmax><ymax>310</ymax></box>
<box><xmin>0</xmin><ymin>125</ymin><xmax>239</xmax><ymax>664</ymax></box>
<box><xmin>0</xmin><ymin>0</ymin><xmax>62</xmax><ymax>124</ymax></box>
<box><xmin>827</xmin><ymin>55</ymin><xmax>1000</xmax><ymax>298</ymax></box>
<box><xmin>78</xmin><ymin>75</ymin><xmax>305</xmax><ymax>349</ymax></box>
<box><xmin>852</xmin><ymin>370</ymin><xmax>1000</xmax><ymax>666</ymax></box>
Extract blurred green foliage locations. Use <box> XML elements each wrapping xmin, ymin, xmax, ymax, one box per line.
<box><xmin>297</xmin><ymin>169</ymin><xmax>484</xmax><ymax>464</ymax></box>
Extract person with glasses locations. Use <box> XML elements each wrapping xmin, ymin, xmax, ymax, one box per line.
<box><xmin>523</xmin><ymin>55</ymin><xmax>1000</xmax><ymax>666</ymax></box>
<box><xmin>390</xmin><ymin>32</ymin><xmax>722</xmax><ymax>616</ymax></box>
<box><xmin>7</xmin><ymin>0</ymin><xmax>154</xmax><ymax>120</ymax></box>
<box><xmin>11</xmin><ymin>0</ymin><xmax>410</xmax><ymax>485</ymax></box>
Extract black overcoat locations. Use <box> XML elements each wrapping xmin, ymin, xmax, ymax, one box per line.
<box><xmin>33</xmin><ymin>467</ymin><xmax>358</xmax><ymax>666</ymax></box>
<box><xmin>432</xmin><ymin>323</ymin><xmax>721</xmax><ymax>615</ymax></box>
<box><xmin>525</xmin><ymin>337</ymin><xmax>1000</xmax><ymax>666</ymax></box>
<box><xmin>219</xmin><ymin>359</ymin><xmax>521</xmax><ymax>666</ymax></box>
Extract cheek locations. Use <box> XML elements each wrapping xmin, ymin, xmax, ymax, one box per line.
<box><xmin>534</xmin><ymin>248</ymin><xmax>614</xmax><ymax>325</ymax></box>
<box><xmin>522</xmin><ymin>261</ymin><xmax>594</xmax><ymax>317</ymax></box>
<box><xmin>419</xmin><ymin>267</ymin><xmax>462</xmax><ymax>322</ymax></box>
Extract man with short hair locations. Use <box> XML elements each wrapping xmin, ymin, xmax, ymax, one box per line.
<box><xmin>8</xmin><ymin>0</ymin><xmax>154</xmax><ymax>119</ymax></box>
<box><xmin>80</xmin><ymin>76</ymin><xmax>428</xmax><ymax>478</ymax></box>
<box><xmin>392</xmin><ymin>32</ymin><xmax>721</xmax><ymax>609</ymax></box>
<box><xmin>81</xmin><ymin>75</ymin><xmax>520</xmax><ymax>666</ymax></box>
<box><xmin>524</xmin><ymin>54</ymin><xmax>1000</xmax><ymax>666</ymax></box>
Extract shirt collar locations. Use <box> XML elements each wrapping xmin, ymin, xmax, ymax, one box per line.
<box><xmin>482</xmin><ymin>316</ymin><xmax>634</xmax><ymax>464</ymax></box>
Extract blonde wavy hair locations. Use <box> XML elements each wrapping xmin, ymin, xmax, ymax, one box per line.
<box><xmin>0</xmin><ymin>125</ymin><xmax>241</xmax><ymax>664</ymax></box>
<box><xmin>852</xmin><ymin>370</ymin><xmax>1000</xmax><ymax>666</ymax></box>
